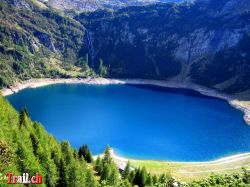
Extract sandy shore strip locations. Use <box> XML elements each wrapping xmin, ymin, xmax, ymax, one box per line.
<box><xmin>1</xmin><ymin>78</ymin><xmax>125</xmax><ymax>96</ymax></box>
<box><xmin>1</xmin><ymin>77</ymin><xmax>250</xmax><ymax>125</ymax></box>
<box><xmin>94</xmin><ymin>148</ymin><xmax>250</xmax><ymax>165</ymax></box>
<box><xmin>94</xmin><ymin>148</ymin><xmax>250</xmax><ymax>179</ymax></box>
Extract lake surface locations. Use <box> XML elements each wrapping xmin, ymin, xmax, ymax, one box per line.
<box><xmin>6</xmin><ymin>84</ymin><xmax>250</xmax><ymax>161</ymax></box>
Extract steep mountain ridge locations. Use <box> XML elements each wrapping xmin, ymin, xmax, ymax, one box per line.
<box><xmin>76</xmin><ymin>0</ymin><xmax>250</xmax><ymax>94</ymax></box>
<box><xmin>1</xmin><ymin>0</ymin><xmax>250</xmax><ymax>96</ymax></box>
<box><xmin>42</xmin><ymin>0</ymin><xmax>183</xmax><ymax>12</ymax></box>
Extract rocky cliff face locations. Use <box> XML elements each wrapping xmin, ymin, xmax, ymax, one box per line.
<box><xmin>77</xmin><ymin>0</ymin><xmax>250</xmax><ymax>94</ymax></box>
<box><xmin>44</xmin><ymin>0</ymin><xmax>183</xmax><ymax>12</ymax></box>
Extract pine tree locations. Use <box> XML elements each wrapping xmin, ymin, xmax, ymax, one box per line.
<box><xmin>100</xmin><ymin>163</ymin><xmax>110</xmax><ymax>181</ymax></box>
<box><xmin>45</xmin><ymin>158</ymin><xmax>58</xmax><ymax>187</ymax></box>
<box><xmin>85</xmin><ymin>53</ymin><xmax>89</xmax><ymax>66</ymax></box>
<box><xmin>68</xmin><ymin>162</ymin><xmax>78</xmax><ymax>187</ymax></box>
<box><xmin>19</xmin><ymin>108</ymin><xmax>29</xmax><ymax>127</ymax></box>
<box><xmin>103</xmin><ymin>145</ymin><xmax>112</xmax><ymax>164</ymax></box>
<box><xmin>108</xmin><ymin>162</ymin><xmax>120</xmax><ymax>186</ymax></box>
<box><xmin>133</xmin><ymin>168</ymin><xmax>141</xmax><ymax>186</ymax></box>
<box><xmin>158</xmin><ymin>173</ymin><xmax>170</xmax><ymax>185</ymax></box>
<box><xmin>61</xmin><ymin>141</ymin><xmax>74</xmax><ymax>165</ymax></box>
<box><xmin>152</xmin><ymin>175</ymin><xmax>158</xmax><ymax>185</ymax></box>
<box><xmin>30</xmin><ymin>133</ymin><xmax>39</xmax><ymax>156</ymax></box>
<box><xmin>140</xmin><ymin>166</ymin><xmax>148</xmax><ymax>187</ymax></box>
<box><xmin>78</xmin><ymin>144</ymin><xmax>93</xmax><ymax>163</ymax></box>
<box><xmin>0</xmin><ymin>140</ymin><xmax>12</xmax><ymax>169</ymax></box>
<box><xmin>98</xmin><ymin>59</ymin><xmax>107</xmax><ymax>77</ymax></box>
<box><xmin>85</xmin><ymin>169</ymin><xmax>98</xmax><ymax>187</ymax></box>
<box><xmin>129</xmin><ymin>170</ymin><xmax>135</xmax><ymax>184</ymax></box>
<box><xmin>58</xmin><ymin>158</ymin><xmax>67</xmax><ymax>187</ymax></box>
<box><xmin>146</xmin><ymin>173</ymin><xmax>153</xmax><ymax>186</ymax></box>
<box><xmin>122</xmin><ymin>161</ymin><xmax>131</xmax><ymax>180</ymax></box>
<box><xmin>95</xmin><ymin>156</ymin><xmax>103</xmax><ymax>174</ymax></box>
<box><xmin>133</xmin><ymin>167</ymin><xmax>148</xmax><ymax>187</ymax></box>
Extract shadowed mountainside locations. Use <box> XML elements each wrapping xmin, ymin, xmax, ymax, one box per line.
<box><xmin>76</xmin><ymin>0</ymin><xmax>250</xmax><ymax>94</ymax></box>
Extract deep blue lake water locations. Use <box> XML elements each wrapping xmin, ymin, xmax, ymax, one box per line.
<box><xmin>6</xmin><ymin>84</ymin><xmax>250</xmax><ymax>161</ymax></box>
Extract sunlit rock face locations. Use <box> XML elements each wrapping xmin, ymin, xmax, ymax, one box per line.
<box><xmin>45</xmin><ymin>0</ymin><xmax>183</xmax><ymax>12</ymax></box>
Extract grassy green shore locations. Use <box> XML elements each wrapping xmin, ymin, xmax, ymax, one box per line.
<box><xmin>129</xmin><ymin>154</ymin><xmax>250</xmax><ymax>181</ymax></box>
<box><xmin>102</xmin><ymin>149</ymin><xmax>250</xmax><ymax>181</ymax></box>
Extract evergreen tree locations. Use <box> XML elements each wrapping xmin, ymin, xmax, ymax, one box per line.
<box><xmin>78</xmin><ymin>144</ymin><xmax>93</xmax><ymax>163</ymax></box>
<box><xmin>133</xmin><ymin>167</ymin><xmax>148</xmax><ymax>187</ymax></box>
<box><xmin>122</xmin><ymin>161</ymin><xmax>131</xmax><ymax>180</ymax></box>
<box><xmin>85</xmin><ymin>53</ymin><xmax>89</xmax><ymax>66</ymax></box>
<box><xmin>158</xmin><ymin>173</ymin><xmax>170</xmax><ymax>185</ymax></box>
<box><xmin>152</xmin><ymin>175</ymin><xmax>158</xmax><ymax>185</ymax></box>
<box><xmin>99</xmin><ymin>146</ymin><xmax>120</xmax><ymax>186</ymax></box>
<box><xmin>140</xmin><ymin>167</ymin><xmax>148</xmax><ymax>187</ymax></box>
<box><xmin>0</xmin><ymin>140</ymin><xmax>12</xmax><ymax>170</ymax></box>
<box><xmin>103</xmin><ymin>145</ymin><xmax>112</xmax><ymax>164</ymax></box>
<box><xmin>100</xmin><ymin>163</ymin><xmax>111</xmax><ymax>181</ymax></box>
<box><xmin>61</xmin><ymin>141</ymin><xmax>74</xmax><ymax>165</ymax></box>
<box><xmin>45</xmin><ymin>158</ymin><xmax>59</xmax><ymax>187</ymax></box>
<box><xmin>19</xmin><ymin>108</ymin><xmax>29</xmax><ymax>127</ymax></box>
<box><xmin>98</xmin><ymin>59</ymin><xmax>107</xmax><ymax>77</ymax></box>
<box><xmin>133</xmin><ymin>168</ymin><xmax>141</xmax><ymax>186</ymax></box>
<box><xmin>108</xmin><ymin>163</ymin><xmax>120</xmax><ymax>186</ymax></box>
<box><xmin>146</xmin><ymin>173</ymin><xmax>153</xmax><ymax>186</ymax></box>
<box><xmin>15</xmin><ymin>136</ymin><xmax>43</xmax><ymax>176</ymax></box>
<box><xmin>30</xmin><ymin>133</ymin><xmax>39</xmax><ymax>156</ymax></box>
<box><xmin>68</xmin><ymin>162</ymin><xmax>78</xmax><ymax>187</ymax></box>
<box><xmin>58</xmin><ymin>158</ymin><xmax>67</xmax><ymax>187</ymax></box>
<box><xmin>95</xmin><ymin>156</ymin><xmax>103</xmax><ymax>174</ymax></box>
<box><xmin>129</xmin><ymin>170</ymin><xmax>135</xmax><ymax>184</ymax></box>
<box><xmin>85</xmin><ymin>169</ymin><xmax>98</xmax><ymax>187</ymax></box>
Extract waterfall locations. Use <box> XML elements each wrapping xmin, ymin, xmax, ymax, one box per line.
<box><xmin>85</xmin><ymin>29</ymin><xmax>95</xmax><ymax>68</ymax></box>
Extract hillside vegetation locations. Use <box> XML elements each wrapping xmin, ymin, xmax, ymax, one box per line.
<box><xmin>0</xmin><ymin>0</ymin><xmax>93</xmax><ymax>88</ymax></box>
<box><xmin>77</xmin><ymin>0</ymin><xmax>250</xmax><ymax>94</ymax></box>
<box><xmin>0</xmin><ymin>94</ymin><xmax>98</xmax><ymax>186</ymax></box>
<box><xmin>1</xmin><ymin>0</ymin><xmax>250</xmax><ymax>96</ymax></box>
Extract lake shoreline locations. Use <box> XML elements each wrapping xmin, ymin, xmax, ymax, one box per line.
<box><xmin>94</xmin><ymin>149</ymin><xmax>250</xmax><ymax>180</ymax></box>
<box><xmin>96</xmin><ymin>148</ymin><xmax>250</xmax><ymax>165</ymax></box>
<box><xmin>3</xmin><ymin>77</ymin><xmax>250</xmax><ymax>178</ymax></box>
<box><xmin>2</xmin><ymin>77</ymin><xmax>250</xmax><ymax>125</ymax></box>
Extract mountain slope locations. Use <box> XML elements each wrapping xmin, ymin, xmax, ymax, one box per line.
<box><xmin>0</xmin><ymin>0</ymin><xmax>93</xmax><ymax>88</ymax></box>
<box><xmin>1</xmin><ymin>0</ymin><xmax>250</xmax><ymax>95</ymax></box>
<box><xmin>76</xmin><ymin>0</ymin><xmax>250</xmax><ymax>94</ymax></box>
<box><xmin>43</xmin><ymin>0</ymin><xmax>183</xmax><ymax>13</ymax></box>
